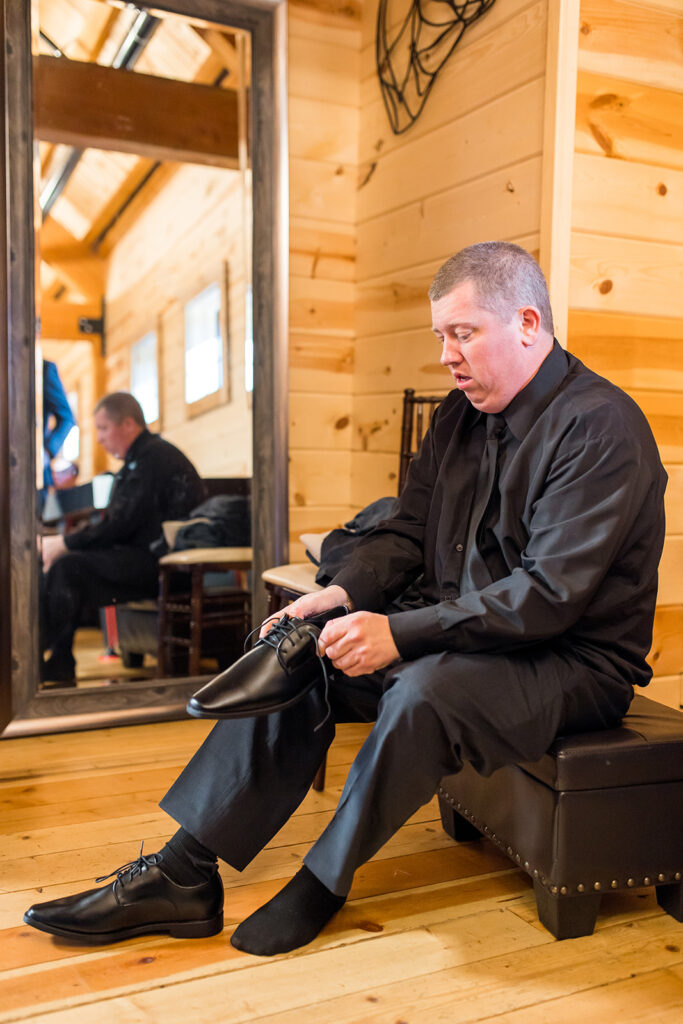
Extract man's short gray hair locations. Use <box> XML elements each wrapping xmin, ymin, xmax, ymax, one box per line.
<box><xmin>94</xmin><ymin>392</ymin><xmax>146</xmax><ymax>428</ymax></box>
<box><xmin>428</xmin><ymin>241</ymin><xmax>554</xmax><ymax>335</ymax></box>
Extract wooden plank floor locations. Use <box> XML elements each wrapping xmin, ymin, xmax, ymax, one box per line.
<box><xmin>1</xmin><ymin>719</ymin><xmax>682</xmax><ymax>1023</ymax></box>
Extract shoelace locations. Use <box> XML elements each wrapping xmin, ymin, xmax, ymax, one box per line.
<box><xmin>245</xmin><ymin>614</ymin><xmax>333</xmax><ymax>733</ymax></box>
<box><xmin>95</xmin><ymin>842</ymin><xmax>162</xmax><ymax>887</ymax></box>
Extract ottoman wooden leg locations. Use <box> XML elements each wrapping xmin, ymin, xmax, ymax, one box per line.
<box><xmin>533</xmin><ymin>880</ymin><xmax>601</xmax><ymax>939</ymax></box>
<box><xmin>439</xmin><ymin>796</ymin><xmax>482</xmax><ymax>842</ymax></box>
<box><xmin>656</xmin><ymin>882</ymin><xmax>683</xmax><ymax>922</ymax></box>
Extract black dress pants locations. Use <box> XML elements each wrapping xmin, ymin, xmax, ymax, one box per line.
<box><xmin>160</xmin><ymin>645</ymin><xmax>632</xmax><ymax>897</ymax></box>
<box><xmin>41</xmin><ymin>548</ymin><xmax>159</xmax><ymax>666</ymax></box>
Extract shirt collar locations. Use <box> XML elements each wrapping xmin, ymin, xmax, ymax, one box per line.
<box><xmin>500</xmin><ymin>339</ymin><xmax>569</xmax><ymax>441</ymax></box>
<box><xmin>124</xmin><ymin>428</ymin><xmax>151</xmax><ymax>463</ymax></box>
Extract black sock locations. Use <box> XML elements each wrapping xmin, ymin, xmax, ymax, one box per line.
<box><xmin>159</xmin><ymin>828</ymin><xmax>218</xmax><ymax>886</ymax></box>
<box><xmin>230</xmin><ymin>865</ymin><xmax>346</xmax><ymax>956</ymax></box>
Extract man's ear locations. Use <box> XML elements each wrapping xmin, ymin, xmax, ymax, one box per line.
<box><xmin>518</xmin><ymin>305</ymin><xmax>542</xmax><ymax>346</ymax></box>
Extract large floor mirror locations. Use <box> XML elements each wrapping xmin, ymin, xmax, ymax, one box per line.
<box><xmin>0</xmin><ymin>0</ymin><xmax>288</xmax><ymax>737</ymax></box>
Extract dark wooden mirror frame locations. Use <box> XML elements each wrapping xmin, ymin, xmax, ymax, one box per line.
<box><xmin>0</xmin><ymin>0</ymin><xmax>289</xmax><ymax>737</ymax></box>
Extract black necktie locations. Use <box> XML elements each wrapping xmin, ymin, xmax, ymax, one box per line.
<box><xmin>460</xmin><ymin>413</ymin><xmax>505</xmax><ymax>594</ymax></box>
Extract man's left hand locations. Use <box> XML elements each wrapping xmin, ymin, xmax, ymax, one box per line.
<box><xmin>41</xmin><ymin>534</ymin><xmax>67</xmax><ymax>572</ymax></box>
<box><xmin>318</xmin><ymin>611</ymin><xmax>400</xmax><ymax>676</ymax></box>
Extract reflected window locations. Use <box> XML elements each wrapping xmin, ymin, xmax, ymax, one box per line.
<box><xmin>184</xmin><ymin>282</ymin><xmax>223</xmax><ymax>406</ymax></box>
<box><xmin>130</xmin><ymin>331</ymin><xmax>159</xmax><ymax>426</ymax></box>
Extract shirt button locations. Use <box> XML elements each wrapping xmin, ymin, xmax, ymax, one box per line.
<box><xmin>455</xmin><ymin>543</ymin><xmax>463</xmax><ymax>552</ymax></box>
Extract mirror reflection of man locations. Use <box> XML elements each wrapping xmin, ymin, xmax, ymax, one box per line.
<box><xmin>40</xmin><ymin>392</ymin><xmax>203</xmax><ymax>686</ymax></box>
<box><xmin>25</xmin><ymin>243</ymin><xmax>667</xmax><ymax>958</ymax></box>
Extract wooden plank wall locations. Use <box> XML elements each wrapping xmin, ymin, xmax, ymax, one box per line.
<box><xmin>286</xmin><ymin>0</ymin><xmax>361</xmax><ymax>559</ymax></box>
<box><xmin>568</xmin><ymin>0</ymin><xmax>683</xmax><ymax>707</ymax></box>
<box><xmin>104</xmin><ymin>163</ymin><xmax>251</xmax><ymax>478</ymax></box>
<box><xmin>352</xmin><ymin>0</ymin><xmax>549</xmax><ymax>510</ymax></box>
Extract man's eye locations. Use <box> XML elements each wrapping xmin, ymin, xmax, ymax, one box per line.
<box><xmin>455</xmin><ymin>332</ymin><xmax>471</xmax><ymax>343</ymax></box>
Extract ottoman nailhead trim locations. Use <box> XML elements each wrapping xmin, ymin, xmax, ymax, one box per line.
<box><xmin>438</xmin><ymin>786</ymin><xmax>683</xmax><ymax>899</ymax></box>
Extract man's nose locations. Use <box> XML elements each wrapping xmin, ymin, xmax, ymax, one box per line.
<box><xmin>440</xmin><ymin>337</ymin><xmax>462</xmax><ymax>365</ymax></box>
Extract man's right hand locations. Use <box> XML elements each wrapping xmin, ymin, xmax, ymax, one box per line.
<box><xmin>259</xmin><ymin>585</ymin><xmax>352</xmax><ymax>638</ymax></box>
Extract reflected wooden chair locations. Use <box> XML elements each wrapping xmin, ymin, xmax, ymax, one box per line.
<box><xmin>157</xmin><ymin>546</ymin><xmax>252</xmax><ymax>676</ymax></box>
<box><xmin>116</xmin><ymin>478</ymin><xmax>253</xmax><ymax>676</ymax></box>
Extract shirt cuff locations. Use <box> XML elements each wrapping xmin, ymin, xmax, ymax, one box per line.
<box><xmin>388</xmin><ymin>604</ymin><xmax>443</xmax><ymax>661</ymax></box>
<box><xmin>328</xmin><ymin>564</ymin><xmax>386</xmax><ymax>613</ymax></box>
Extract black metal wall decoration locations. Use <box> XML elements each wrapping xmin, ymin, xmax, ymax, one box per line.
<box><xmin>376</xmin><ymin>0</ymin><xmax>498</xmax><ymax>135</ymax></box>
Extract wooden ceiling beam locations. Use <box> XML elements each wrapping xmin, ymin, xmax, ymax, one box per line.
<box><xmin>34</xmin><ymin>55</ymin><xmax>240</xmax><ymax>168</ymax></box>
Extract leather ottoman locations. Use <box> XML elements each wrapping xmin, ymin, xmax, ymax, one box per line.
<box><xmin>438</xmin><ymin>693</ymin><xmax>683</xmax><ymax>939</ymax></box>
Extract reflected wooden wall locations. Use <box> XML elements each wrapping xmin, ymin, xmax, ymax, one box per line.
<box><xmin>105</xmin><ymin>163</ymin><xmax>251</xmax><ymax>478</ymax></box>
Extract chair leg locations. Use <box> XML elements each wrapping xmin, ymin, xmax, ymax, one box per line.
<box><xmin>312</xmin><ymin>757</ymin><xmax>326</xmax><ymax>792</ymax></box>
<box><xmin>189</xmin><ymin>567</ymin><xmax>203</xmax><ymax>676</ymax></box>
<box><xmin>656</xmin><ymin>882</ymin><xmax>683</xmax><ymax>922</ymax></box>
<box><xmin>438</xmin><ymin>796</ymin><xmax>482</xmax><ymax>842</ymax></box>
<box><xmin>158</xmin><ymin>566</ymin><xmax>170</xmax><ymax>676</ymax></box>
<box><xmin>533</xmin><ymin>880</ymin><xmax>601</xmax><ymax>939</ymax></box>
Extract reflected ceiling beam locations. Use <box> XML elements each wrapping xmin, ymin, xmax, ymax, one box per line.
<box><xmin>192</xmin><ymin>26</ymin><xmax>240</xmax><ymax>82</ymax></box>
<box><xmin>41</xmin><ymin>248</ymin><xmax>106</xmax><ymax>301</ymax></box>
<box><xmin>40</xmin><ymin>300</ymin><xmax>103</xmax><ymax>343</ymax></box>
<box><xmin>40</xmin><ymin>221</ymin><xmax>105</xmax><ymax>302</ymax></box>
<box><xmin>35</xmin><ymin>56</ymin><xmax>240</xmax><ymax>168</ymax></box>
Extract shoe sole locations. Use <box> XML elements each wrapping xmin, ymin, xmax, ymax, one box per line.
<box><xmin>23</xmin><ymin>911</ymin><xmax>223</xmax><ymax>944</ymax></box>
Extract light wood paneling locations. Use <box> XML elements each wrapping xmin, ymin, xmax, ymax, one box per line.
<box><xmin>357</xmin><ymin>78</ymin><xmax>545</xmax><ymax>224</ymax></box>
<box><xmin>289</xmin><ymin>334</ymin><xmax>354</xmax><ymax>395</ymax></box>
<box><xmin>572</xmin><ymin>152</ymin><xmax>683</xmax><ymax>244</ymax></box>
<box><xmin>286</xmin><ymin>1</ymin><xmax>361</xmax><ymax>537</ymax></box>
<box><xmin>645</xmin><ymin>674</ymin><xmax>682</xmax><ymax>710</ymax></box>
<box><xmin>357</xmin><ymin>234</ymin><xmax>541</xmax><ymax>341</ymax></box>
<box><xmin>577</xmin><ymin>0</ymin><xmax>683</xmax><ymax>92</ymax></box>
<box><xmin>289</xmin><ymin>393</ymin><xmax>353</xmax><ymax>451</ymax></box>
<box><xmin>568</xmin><ymin>310</ymin><xmax>683</xmax><ymax>393</ymax></box>
<box><xmin>575</xmin><ymin>72</ymin><xmax>683</xmax><ymax>170</ymax></box>
<box><xmin>658</xmin><ymin>535</ymin><xmax>683</xmax><ymax>607</ymax></box>
<box><xmin>354</xmin><ymin>329</ymin><xmax>449</xmax><ymax>396</ymax></box>
<box><xmin>359</xmin><ymin>0</ymin><xmax>547</xmax><ymax>167</ymax></box>
<box><xmin>649</xmin><ymin>605</ymin><xmax>683</xmax><ymax>678</ymax></box>
<box><xmin>357</xmin><ymin>157</ymin><xmax>543</xmax><ymax>282</ymax></box>
<box><xmin>569</xmin><ymin>233</ymin><xmax>683</xmax><ymax>319</ymax></box>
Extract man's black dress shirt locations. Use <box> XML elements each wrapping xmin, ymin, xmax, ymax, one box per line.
<box><xmin>64</xmin><ymin>430</ymin><xmax>204</xmax><ymax>556</ymax></box>
<box><xmin>331</xmin><ymin>342</ymin><xmax>667</xmax><ymax>689</ymax></box>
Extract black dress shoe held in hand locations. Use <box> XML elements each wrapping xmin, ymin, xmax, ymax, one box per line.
<box><xmin>23</xmin><ymin>844</ymin><xmax>224</xmax><ymax>944</ymax></box>
<box><xmin>186</xmin><ymin>606</ymin><xmax>349</xmax><ymax>721</ymax></box>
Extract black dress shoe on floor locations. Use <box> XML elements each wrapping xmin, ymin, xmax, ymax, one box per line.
<box><xmin>186</xmin><ymin>606</ymin><xmax>349</xmax><ymax>720</ymax></box>
<box><xmin>23</xmin><ymin>845</ymin><xmax>224</xmax><ymax>944</ymax></box>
